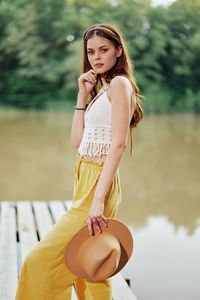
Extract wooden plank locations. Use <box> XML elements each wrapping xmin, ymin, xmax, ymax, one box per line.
<box><xmin>112</xmin><ymin>273</ymin><xmax>137</xmax><ymax>300</ymax></box>
<box><xmin>0</xmin><ymin>201</ymin><xmax>18</xmax><ymax>300</ymax></box>
<box><xmin>17</xmin><ymin>201</ymin><xmax>38</xmax><ymax>263</ymax></box>
<box><xmin>65</xmin><ymin>200</ymin><xmax>72</xmax><ymax>210</ymax></box>
<box><xmin>32</xmin><ymin>201</ymin><xmax>53</xmax><ymax>239</ymax></box>
<box><xmin>48</xmin><ymin>201</ymin><xmax>66</xmax><ymax>223</ymax></box>
<box><xmin>71</xmin><ymin>286</ymin><xmax>78</xmax><ymax>300</ymax></box>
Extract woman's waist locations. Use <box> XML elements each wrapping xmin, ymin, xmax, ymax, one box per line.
<box><xmin>78</xmin><ymin>140</ymin><xmax>111</xmax><ymax>158</ymax></box>
<box><xmin>77</xmin><ymin>153</ymin><xmax>107</xmax><ymax>165</ymax></box>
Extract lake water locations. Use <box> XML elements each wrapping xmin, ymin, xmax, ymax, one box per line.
<box><xmin>0</xmin><ymin>110</ymin><xmax>200</xmax><ymax>300</ymax></box>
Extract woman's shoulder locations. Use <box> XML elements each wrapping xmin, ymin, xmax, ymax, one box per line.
<box><xmin>109</xmin><ymin>75</ymin><xmax>133</xmax><ymax>93</ymax></box>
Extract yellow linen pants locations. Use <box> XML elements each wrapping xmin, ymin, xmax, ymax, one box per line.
<box><xmin>15</xmin><ymin>157</ymin><xmax>121</xmax><ymax>300</ymax></box>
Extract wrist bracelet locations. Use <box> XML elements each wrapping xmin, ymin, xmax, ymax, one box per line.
<box><xmin>75</xmin><ymin>107</ymin><xmax>86</xmax><ymax>111</ymax></box>
<box><xmin>75</xmin><ymin>104</ymin><xmax>88</xmax><ymax>111</ymax></box>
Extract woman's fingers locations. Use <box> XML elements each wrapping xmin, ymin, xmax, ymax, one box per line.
<box><xmin>92</xmin><ymin>219</ymin><xmax>102</xmax><ymax>234</ymax></box>
<box><xmin>87</xmin><ymin>218</ymin><xmax>94</xmax><ymax>235</ymax></box>
<box><xmin>79</xmin><ymin>69</ymin><xmax>97</xmax><ymax>86</ymax></box>
<box><xmin>84</xmin><ymin>70</ymin><xmax>97</xmax><ymax>84</ymax></box>
<box><xmin>88</xmin><ymin>71</ymin><xmax>97</xmax><ymax>82</ymax></box>
<box><xmin>81</xmin><ymin>74</ymin><xmax>96</xmax><ymax>85</ymax></box>
<box><xmin>101</xmin><ymin>216</ymin><xmax>109</xmax><ymax>228</ymax></box>
<box><xmin>87</xmin><ymin>74</ymin><xmax>96</xmax><ymax>84</ymax></box>
<box><xmin>86</xmin><ymin>216</ymin><xmax>108</xmax><ymax>235</ymax></box>
<box><xmin>88</xmin><ymin>69</ymin><xmax>97</xmax><ymax>76</ymax></box>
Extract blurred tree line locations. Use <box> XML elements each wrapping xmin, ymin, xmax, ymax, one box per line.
<box><xmin>0</xmin><ymin>0</ymin><xmax>199</xmax><ymax>113</ymax></box>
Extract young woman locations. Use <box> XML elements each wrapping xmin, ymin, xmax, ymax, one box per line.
<box><xmin>16</xmin><ymin>23</ymin><xmax>143</xmax><ymax>300</ymax></box>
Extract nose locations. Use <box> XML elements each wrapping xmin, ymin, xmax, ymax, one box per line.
<box><xmin>94</xmin><ymin>51</ymin><xmax>101</xmax><ymax>60</ymax></box>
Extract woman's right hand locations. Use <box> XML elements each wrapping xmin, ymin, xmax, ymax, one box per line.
<box><xmin>78</xmin><ymin>69</ymin><xmax>97</xmax><ymax>98</ymax></box>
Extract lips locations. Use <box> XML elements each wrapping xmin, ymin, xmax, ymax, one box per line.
<box><xmin>94</xmin><ymin>63</ymin><xmax>104</xmax><ymax>68</ymax></box>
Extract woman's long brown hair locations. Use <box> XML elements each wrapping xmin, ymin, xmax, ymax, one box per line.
<box><xmin>82</xmin><ymin>23</ymin><xmax>144</xmax><ymax>155</ymax></box>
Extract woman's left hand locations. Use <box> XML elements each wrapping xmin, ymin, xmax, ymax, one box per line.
<box><xmin>87</xmin><ymin>198</ymin><xmax>108</xmax><ymax>235</ymax></box>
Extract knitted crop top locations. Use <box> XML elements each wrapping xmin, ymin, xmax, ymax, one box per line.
<box><xmin>78</xmin><ymin>88</ymin><xmax>112</xmax><ymax>157</ymax></box>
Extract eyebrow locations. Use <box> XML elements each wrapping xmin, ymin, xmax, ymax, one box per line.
<box><xmin>87</xmin><ymin>45</ymin><xmax>108</xmax><ymax>50</ymax></box>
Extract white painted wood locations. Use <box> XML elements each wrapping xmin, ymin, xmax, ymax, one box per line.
<box><xmin>48</xmin><ymin>201</ymin><xmax>66</xmax><ymax>222</ymax></box>
<box><xmin>32</xmin><ymin>201</ymin><xmax>53</xmax><ymax>239</ymax></box>
<box><xmin>0</xmin><ymin>201</ymin><xmax>18</xmax><ymax>300</ymax></box>
<box><xmin>112</xmin><ymin>273</ymin><xmax>137</xmax><ymax>300</ymax></box>
<box><xmin>71</xmin><ymin>285</ymin><xmax>78</xmax><ymax>300</ymax></box>
<box><xmin>17</xmin><ymin>201</ymin><xmax>38</xmax><ymax>262</ymax></box>
<box><xmin>65</xmin><ymin>199</ymin><xmax>72</xmax><ymax>210</ymax></box>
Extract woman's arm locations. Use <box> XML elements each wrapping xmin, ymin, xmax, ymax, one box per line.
<box><xmin>70</xmin><ymin>92</ymin><xmax>88</xmax><ymax>147</ymax></box>
<box><xmin>88</xmin><ymin>76</ymin><xmax>136</xmax><ymax>230</ymax></box>
<box><xmin>71</xmin><ymin>70</ymin><xmax>97</xmax><ymax>147</ymax></box>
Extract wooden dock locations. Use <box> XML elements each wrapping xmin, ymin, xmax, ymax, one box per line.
<box><xmin>0</xmin><ymin>201</ymin><xmax>137</xmax><ymax>300</ymax></box>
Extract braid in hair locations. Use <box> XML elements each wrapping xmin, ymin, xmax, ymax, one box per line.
<box><xmin>130</xmin><ymin>127</ymin><xmax>134</xmax><ymax>156</ymax></box>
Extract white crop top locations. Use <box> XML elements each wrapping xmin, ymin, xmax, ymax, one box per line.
<box><xmin>78</xmin><ymin>88</ymin><xmax>112</xmax><ymax>157</ymax></box>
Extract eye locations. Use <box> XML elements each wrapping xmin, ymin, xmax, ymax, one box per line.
<box><xmin>101</xmin><ymin>48</ymin><xmax>108</xmax><ymax>53</ymax></box>
<box><xmin>87</xmin><ymin>50</ymin><xmax>94</xmax><ymax>55</ymax></box>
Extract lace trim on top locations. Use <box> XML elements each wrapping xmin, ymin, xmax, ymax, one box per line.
<box><xmin>78</xmin><ymin>126</ymin><xmax>112</xmax><ymax>157</ymax></box>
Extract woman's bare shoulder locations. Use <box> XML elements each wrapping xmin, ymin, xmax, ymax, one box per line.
<box><xmin>109</xmin><ymin>75</ymin><xmax>133</xmax><ymax>98</ymax></box>
<box><xmin>109</xmin><ymin>75</ymin><xmax>132</xmax><ymax>91</ymax></box>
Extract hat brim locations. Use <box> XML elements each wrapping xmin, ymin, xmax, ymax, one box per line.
<box><xmin>64</xmin><ymin>218</ymin><xmax>134</xmax><ymax>281</ymax></box>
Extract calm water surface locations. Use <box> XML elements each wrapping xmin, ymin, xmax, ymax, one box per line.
<box><xmin>0</xmin><ymin>110</ymin><xmax>200</xmax><ymax>300</ymax></box>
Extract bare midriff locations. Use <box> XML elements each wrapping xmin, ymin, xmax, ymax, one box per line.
<box><xmin>77</xmin><ymin>153</ymin><xmax>107</xmax><ymax>165</ymax></box>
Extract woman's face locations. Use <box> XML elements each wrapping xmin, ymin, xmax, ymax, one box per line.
<box><xmin>86</xmin><ymin>35</ymin><xmax>121</xmax><ymax>75</ymax></box>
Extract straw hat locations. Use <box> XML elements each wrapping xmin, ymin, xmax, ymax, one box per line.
<box><xmin>64</xmin><ymin>218</ymin><xmax>134</xmax><ymax>281</ymax></box>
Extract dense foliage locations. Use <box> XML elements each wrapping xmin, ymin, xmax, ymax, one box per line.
<box><xmin>0</xmin><ymin>0</ymin><xmax>199</xmax><ymax>112</ymax></box>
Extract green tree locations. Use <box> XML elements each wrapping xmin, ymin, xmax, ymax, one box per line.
<box><xmin>0</xmin><ymin>0</ymin><xmax>199</xmax><ymax>112</ymax></box>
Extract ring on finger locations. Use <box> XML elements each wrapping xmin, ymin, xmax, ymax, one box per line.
<box><xmin>92</xmin><ymin>219</ymin><xmax>98</xmax><ymax>224</ymax></box>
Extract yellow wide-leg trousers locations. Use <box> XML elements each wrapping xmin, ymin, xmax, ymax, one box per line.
<box><xmin>15</xmin><ymin>157</ymin><xmax>121</xmax><ymax>300</ymax></box>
